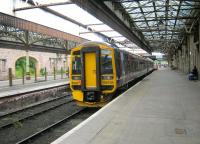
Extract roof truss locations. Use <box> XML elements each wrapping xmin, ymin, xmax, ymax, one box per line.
<box><xmin>111</xmin><ymin>0</ymin><xmax>200</xmax><ymax>52</ymax></box>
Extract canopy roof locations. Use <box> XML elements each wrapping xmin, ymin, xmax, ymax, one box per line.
<box><xmin>115</xmin><ymin>0</ymin><xmax>200</xmax><ymax>52</ymax></box>
<box><xmin>12</xmin><ymin>0</ymin><xmax>200</xmax><ymax>54</ymax></box>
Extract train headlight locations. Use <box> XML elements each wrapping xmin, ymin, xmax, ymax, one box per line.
<box><xmin>72</xmin><ymin>76</ymin><xmax>81</xmax><ymax>80</ymax></box>
<box><xmin>102</xmin><ymin>75</ymin><xmax>113</xmax><ymax>80</ymax></box>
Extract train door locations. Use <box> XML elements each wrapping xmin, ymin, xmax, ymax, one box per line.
<box><xmin>84</xmin><ymin>52</ymin><xmax>97</xmax><ymax>89</ymax></box>
<box><xmin>81</xmin><ymin>47</ymin><xmax>100</xmax><ymax>102</ymax></box>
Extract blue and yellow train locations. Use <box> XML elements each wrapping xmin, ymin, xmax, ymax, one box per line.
<box><xmin>70</xmin><ymin>42</ymin><xmax>154</xmax><ymax>107</ymax></box>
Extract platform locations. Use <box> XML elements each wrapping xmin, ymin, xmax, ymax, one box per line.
<box><xmin>52</xmin><ymin>68</ymin><xmax>200</xmax><ymax>144</ymax></box>
<box><xmin>0</xmin><ymin>78</ymin><xmax>69</xmax><ymax>98</ymax></box>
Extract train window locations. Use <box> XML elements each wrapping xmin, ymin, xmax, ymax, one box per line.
<box><xmin>124</xmin><ymin>53</ymin><xmax>128</xmax><ymax>74</ymax></box>
<box><xmin>101</xmin><ymin>50</ymin><xmax>113</xmax><ymax>74</ymax></box>
<box><xmin>135</xmin><ymin>61</ymin><xmax>139</xmax><ymax>71</ymax></box>
<box><xmin>101</xmin><ymin>50</ymin><xmax>111</xmax><ymax>55</ymax></box>
<box><xmin>115</xmin><ymin>50</ymin><xmax>122</xmax><ymax>78</ymax></box>
<box><xmin>72</xmin><ymin>54</ymin><xmax>81</xmax><ymax>74</ymax></box>
<box><xmin>73</xmin><ymin>51</ymin><xmax>80</xmax><ymax>55</ymax></box>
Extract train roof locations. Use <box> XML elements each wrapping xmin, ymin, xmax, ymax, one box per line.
<box><xmin>75</xmin><ymin>41</ymin><xmax>152</xmax><ymax>62</ymax></box>
<box><xmin>77</xmin><ymin>41</ymin><xmax>107</xmax><ymax>47</ymax></box>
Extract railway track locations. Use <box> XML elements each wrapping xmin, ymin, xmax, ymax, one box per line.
<box><xmin>16</xmin><ymin>108</ymin><xmax>87</xmax><ymax>144</ymax></box>
<box><xmin>21</xmin><ymin>108</ymin><xmax>99</xmax><ymax>144</ymax></box>
<box><xmin>0</xmin><ymin>93</ymin><xmax>85</xmax><ymax>144</ymax></box>
<box><xmin>0</xmin><ymin>94</ymin><xmax>72</xmax><ymax>129</ymax></box>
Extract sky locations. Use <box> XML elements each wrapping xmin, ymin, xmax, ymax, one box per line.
<box><xmin>0</xmin><ymin>0</ymin><xmax>164</xmax><ymax>57</ymax></box>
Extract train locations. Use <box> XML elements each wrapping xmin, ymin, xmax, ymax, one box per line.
<box><xmin>69</xmin><ymin>41</ymin><xmax>154</xmax><ymax>107</ymax></box>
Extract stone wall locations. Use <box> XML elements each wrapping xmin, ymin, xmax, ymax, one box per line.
<box><xmin>172</xmin><ymin>21</ymin><xmax>200</xmax><ymax>79</ymax></box>
<box><xmin>0</xmin><ymin>48</ymin><xmax>67</xmax><ymax>80</ymax></box>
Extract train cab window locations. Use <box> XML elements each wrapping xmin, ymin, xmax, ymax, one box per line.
<box><xmin>101</xmin><ymin>50</ymin><xmax>111</xmax><ymax>55</ymax></box>
<box><xmin>72</xmin><ymin>51</ymin><xmax>81</xmax><ymax>74</ymax></box>
<box><xmin>101</xmin><ymin>50</ymin><xmax>113</xmax><ymax>74</ymax></box>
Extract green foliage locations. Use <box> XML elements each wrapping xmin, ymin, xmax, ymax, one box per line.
<box><xmin>15</xmin><ymin>68</ymin><xmax>23</xmax><ymax>78</ymax></box>
<box><xmin>15</xmin><ymin>57</ymin><xmax>37</xmax><ymax>78</ymax></box>
<box><xmin>40</xmin><ymin>68</ymin><xmax>46</xmax><ymax>76</ymax></box>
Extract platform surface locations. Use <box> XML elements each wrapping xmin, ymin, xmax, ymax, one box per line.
<box><xmin>0</xmin><ymin>78</ymin><xmax>69</xmax><ymax>98</ymax></box>
<box><xmin>52</xmin><ymin>68</ymin><xmax>200</xmax><ymax>144</ymax></box>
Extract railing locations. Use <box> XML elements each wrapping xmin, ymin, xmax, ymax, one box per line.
<box><xmin>2</xmin><ymin>67</ymin><xmax>69</xmax><ymax>87</ymax></box>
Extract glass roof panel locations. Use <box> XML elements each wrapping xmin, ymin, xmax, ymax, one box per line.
<box><xmin>160</xmin><ymin>31</ymin><xmax>165</xmax><ymax>34</ymax></box>
<box><xmin>156</xmin><ymin>12</ymin><xmax>166</xmax><ymax>17</ymax></box>
<box><xmin>145</xmin><ymin>2</ymin><xmax>153</xmax><ymax>7</ymax></box>
<box><xmin>170</xmin><ymin>0</ymin><xmax>179</xmax><ymax>5</ymax></box>
<box><xmin>172</xmin><ymin>6</ymin><xmax>179</xmax><ymax>10</ymax></box>
<box><xmin>142</xmin><ymin>32</ymin><xmax>149</xmax><ymax>35</ymax></box>
<box><xmin>128</xmin><ymin>2</ymin><xmax>138</xmax><ymax>7</ymax></box>
<box><xmin>169</xmin><ymin>19</ymin><xmax>176</xmax><ymax>24</ymax></box>
<box><xmin>183</xmin><ymin>1</ymin><xmax>194</xmax><ymax>6</ymax></box>
<box><xmin>156</xmin><ymin>6</ymin><xmax>164</xmax><ymax>9</ymax></box>
<box><xmin>155</xmin><ymin>1</ymin><xmax>165</xmax><ymax>6</ymax></box>
<box><xmin>145</xmin><ymin>35</ymin><xmax>152</xmax><ymax>38</ymax></box>
<box><xmin>142</xmin><ymin>7</ymin><xmax>153</xmax><ymax>12</ymax></box>
<box><xmin>135</xmin><ymin>22</ymin><xmax>147</xmax><ymax>27</ymax></box>
<box><xmin>131</xmin><ymin>13</ymin><xmax>143</xmax><ymax>19</ymax></box>
<box><xmin>121</xmin><ymin>0</ymin><xmax>198</xmax><ymax>52</ymax></box>
<box><xmin>128</xmin><ymin>7</ymin><xmax>141</xmax><ymax>12</ymax></box>
<box><xmin>157</xmin><ymin>7</ymin><xmax>165</xmax><ymax>11</ymax></box>
<box><xmin>172</xmin><ymin>10</ymin><xmax>178</xmax><ymax>16</ymax></box>
<box><xmin>146</xmin><ymin>17</ymin><xmax>155</xmax><ymax>21</ymax></box>
<box><xmin>157</xmin><ymin>6</ymin><xmax>167</xmax><ymax>12</ymax></box>
<box><xmin>134</xmin><ymin>8</ymin><xmax>142</xmax><ymax>13</ymax></box>
<box><xmin>180</xmin><ymin>9</ymin><xmax>192</xmax><ymax>16</ymax></box>
<box><xmin>181</xmin><ymin>5</ymin><xmax>192</xmax><ymax>9</ymax></box>
<box><xmin>134</xmin><ymin>18</ymin><xmax>145</xmax><ymax>21</ymax></box>
<box><xmin>148</xmin><ymin>21</ymin><xmax>156</xmax><ymax>27</ymax></box>
<box><xmin>152</xmin><ymin>31</ymin><xmax>159</xmax><ymax>35</ymax></box>
<box><xmin>176</xmin><ymin>20</ymin><xmax>184</xmax><ymax>26</ymax></box>
<box><xmin>147</xmin><ymin>12</ymin><xmax>156</xmax><ymax>18</ymax></box>
<box><xmin>167</xmin><ymin>31</ymin><xmax>173</xmax><ymax>34</ymax></box>
<box><xmin>139</xmin><ymin>1</ymin><xmax>148</xmax><ymax>5</ymax></box>
<box><xmin>122</xmin><ymin>2</ymin><xmax>135</xmax><ymax>7</ymax></box>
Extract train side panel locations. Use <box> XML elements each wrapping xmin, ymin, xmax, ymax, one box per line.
<box><xmin>114</xmin><ymin>50</ymin><xmax>154</xmax><ymax>89</ymax></box>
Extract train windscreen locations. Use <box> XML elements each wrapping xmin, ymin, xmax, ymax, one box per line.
<box><xmin>72</xmin><ymin>51</ymin><xmax>81</xmax><ymax>74</ymax></box>
<box><xmin>101</xmin><ymin>50</ymin><xmax>113</xmax><ymax>74</ymax></box>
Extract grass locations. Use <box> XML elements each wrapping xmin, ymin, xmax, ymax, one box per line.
<box><xmin>15</xmin><ymin>67</ymin><xmax>36</xmax><ymax>79</ymax></box>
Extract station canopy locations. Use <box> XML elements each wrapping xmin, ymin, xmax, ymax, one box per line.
<box><xmin>13</xmin><ymin>0</ymin><xmax>148</xmax><ymax>54</ymax></box>
<box><xmin>117</xmin><ymin>0</ymin><xmax>200</xmax><ymax>52</ymax></box>
<box><xmin>14</xmin><ymin>0</ymin><xmax>200</xmax><ymax>54</ymax></box>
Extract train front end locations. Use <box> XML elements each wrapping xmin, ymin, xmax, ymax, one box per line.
<box><xmin>70</xmin><ymin>43</ymin><xmax>117</xmax><ymax>107</ymax></box>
